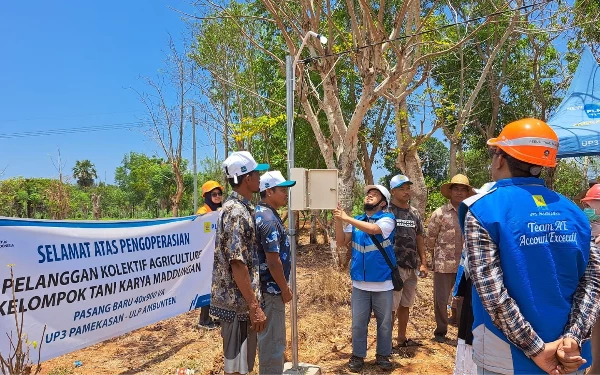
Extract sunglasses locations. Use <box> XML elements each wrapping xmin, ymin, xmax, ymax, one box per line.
<box><xmin>488</xmin><ymin>148</ymin><xmax>499</xmax><ymax>159</ymax></box>
<box><xmin>211</xmin><ymin>191</ymin><xmax>223</xmax><ymax>197</ymax></box>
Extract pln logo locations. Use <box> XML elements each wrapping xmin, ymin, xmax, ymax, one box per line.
<box><xmin>584</xmin><ymin>103</ymin><xmax>600</xmax><ymax>119</ymax></box>
<box><xmin>203</xmin><ymin>222</ymin><xmax>217</xmax><ymax>233</ymax></box>
<box><xmin>532</xmin><ymin>195</ymin><xmax>548</xmax><ymax>210</ymax></box>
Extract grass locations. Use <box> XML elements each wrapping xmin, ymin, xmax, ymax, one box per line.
<box><xmin>47</xmin><ymin>366</ymin><xmax>73</xmax><ymax>375</ymax></box>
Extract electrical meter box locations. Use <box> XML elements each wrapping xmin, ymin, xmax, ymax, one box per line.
<box><xmin>289</xmin><ymin>168</ymin><xmax>338</xmax><ymax>210</ymax></box>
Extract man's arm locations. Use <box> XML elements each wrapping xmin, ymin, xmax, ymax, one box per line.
<box><xmin>464</xmin><ymin>211</ymin><xmax>544</xmax><ymax>358</ymax></box>
<box><xmin>424</xmin><ymin>210</ymin><xmax>440</xmax><ymax>270</ymax></box>
<box><xmin>416</xmin><ymin>234</ymin><xmax>428</xmax><ymax>277</ymax></box>
<box><xmin>562</xmin><ymin>240</ymin><xmax>600</xmax><ymax>346</ymax></box>
<box><xmin>333</xmin><ymin>209</ymin><xmax>353</xmax><ymax>263</ymax></box>
<box><xmin>226</xmin><ymin>209</ymin><xmax>266</xmax><ymax>332</ymax></box>
<box><xmin>265</xmin><ymin>252</ymin><xmax>292</xmax><ymax>303</ymax></box>
<box><xmin>333</xmin><ymin>205</ymin><xmax>382</xmax><ymax>235</ymax></box>
<box><xmin>257</xmin><ymin>219</ymin><xmax>293</xmax><ymax>303</ymax></box>
<box><xmin>231</xmin><ymin>260</ymin><xmax>266</xmax><ymax>332</ymax></box>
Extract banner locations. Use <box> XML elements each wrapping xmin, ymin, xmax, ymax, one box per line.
<box><xmin>0</xmin><ymin>213</ymin><xmax>217</xmax><ymax>361</ymax></box>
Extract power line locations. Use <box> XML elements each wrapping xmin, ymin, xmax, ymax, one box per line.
<box><xmin>302</xmin><ymin>1</ymin><xmax>549</xmax><ymax>64</ymax></box>
<box><xmin>0</xmin><ymin>110</ymin><xmax>144</xmax><ymax>123</ymax></box>
<box><xmin>0</xmin><ymin>121</ymin><xmax>148</xmax><ymax>140</ymax></box>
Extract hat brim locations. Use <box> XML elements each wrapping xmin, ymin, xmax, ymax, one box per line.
<box><xmin>391</xmin><ymin>181</ymin><xmax>413</xmax><ymax>189</ymax></box>
<box><xmin>276</xmin><ymin>180</ymin><xmax>296</xmax><ymax>188</ymax></box>
<box><xmin>253</xmin><ymin>163</ymin><xmax>270</xmax><ymax>172</ymax></box>
<box><xmin>364</xmin><ymin>185</ymin><xmax>379</xmax><ymax>194</ymax></box>
<box><xmin>440</xmin><ymin>183</ymin><xmax>475</xmax><ymax>199</ymax></box>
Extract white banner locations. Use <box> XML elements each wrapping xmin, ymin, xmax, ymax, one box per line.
<box><xmin>0</xmin><ymin>213</ymin><xmax>217</xmax><ymax>361</ymax></box>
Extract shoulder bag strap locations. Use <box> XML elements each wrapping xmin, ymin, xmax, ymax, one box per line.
<box><xmin>369</xmin><ymin>234</ymin><xmax>396</xmax><ymax>272</ymax></box>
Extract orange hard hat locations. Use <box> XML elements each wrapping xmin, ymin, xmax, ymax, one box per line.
<box><xmin>487</xmin><ymin>118</ymin><xmax>559</xmax><ymax>167</ymax></box>
<box><xmin>201</xmin><ymin>180</ymin><xmax>223</xmax><ymax>196</ymax></box>
<box><xmin>582</xmin><ymin>184</ymin><xmax>600</xmax><ymax>202</ymax></box>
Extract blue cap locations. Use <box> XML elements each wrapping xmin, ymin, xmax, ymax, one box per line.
<box><xmin>390</xmin><ymin>174</ymin><xmax>413</xmax><ymax>189</ymax></box>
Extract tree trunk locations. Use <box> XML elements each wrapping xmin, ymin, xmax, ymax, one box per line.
<box><xmin>358</xmin><ymin>131</ymin><xmax>375</xmax><ymax>185</ymax></box>
<box><xmin>394</xmin><ymin>99</ymin><xmax>428</xmax><ymax>216</ymax></box>
<box><xmin>309</xmin><ymin>210</ymin><xmax>318</xmax><ymax>244</ymax></box>
<box><xmin>91</xmin><ymin>193</ymin><xmax>101</xmax><ymax>220</ymax></box>
<box><xmin>337</xmin><ymin>149</ymin><xmax>358</xmax><ymax>213</ymax></box>
<box><xmin>396</xmin><ymin>148</ymin><xmax>427</xmax><ymax>216</ymax></box>
<box><xmin>449</xmin><ymin>139</ymin><xmax>459</xmax><ymax>178</ymax></box>
<box><xmin>171</xmin><ymin>168</ymin><xmax>184</xmax><ymax>217</ymax></box>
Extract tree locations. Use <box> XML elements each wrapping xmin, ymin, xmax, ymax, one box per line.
<box><xmin>72</xmin><ymin>159</ymin><xmax>97</xmax><ymax>188</ymax></box>
<box><xmin>382</xmin><ymin>137</ymin><xmax>450</xmax><ymax>217</ymax></box>
<box><xmin>434</xmin><ymin>0</ymin><xmax>522</xmax><ymax>177</ymax></box>
<box><xmin>571</xmin><ymin>0</ymin><xmax>600</xmax><ymax>57</ymax></box>
<box><xmin>133</xmin><ymin>36</ymin><xmax>195</xmax><ymax>217</ymax></box>
<box><xmin>115</xmin><ymin>152</ymin><xmax>166</xmax><ymax>217</ymax></box>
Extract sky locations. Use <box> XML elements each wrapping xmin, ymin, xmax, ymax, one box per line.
<box><xmin>0</xmin><ymin>1</ymin><xmax>214</xmax><ymax>184</ymax></box>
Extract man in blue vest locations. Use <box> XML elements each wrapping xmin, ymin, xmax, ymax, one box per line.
<box><xmin>459</xmin><ymin>118</ymin><xmax>600</xmax><ymax>375</ymax></box>
<box><xmin>333</xmin><ymin>184</ymin><xmax>396</xmax><ymax>372</ymax></box>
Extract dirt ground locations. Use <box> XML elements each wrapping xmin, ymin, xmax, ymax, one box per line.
<box><xmin>41</xmin><ymin>233</ymin><xmax>458</xmax><ymax>375</ymax></box>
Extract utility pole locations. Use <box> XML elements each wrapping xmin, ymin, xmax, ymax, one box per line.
<box><xmin>192</xmin><ymin>106</ymin><xmax>198</xmax><ymax>213</ymax></box>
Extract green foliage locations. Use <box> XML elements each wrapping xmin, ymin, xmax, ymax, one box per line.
<box><xmin>547</xmin><ymin>160</ymin><xmax>586</xmax><ymax>199</ymax></box>
<box><xmin>0</xmin><ymin>151</ymin><xmax>202</xmax><ymax>220</ymax></box>
<box><xmin>381</xmin><ymin>137</ymin><xmax>451</xmax><ymax>216</ymax></box>
<box><xmin>464</xmin><ymin>147</ymin><xmax>492</xmax><ymax>190</ymax></box>
<box><xmin>72</xmin><ymin>159</ymin><xmax>97</xmax><ymax>188</ymax></box>
<box><xmin>424</xmin><ymin>177</ymin><xmax>447</xmax><ymax>219</ymax></box>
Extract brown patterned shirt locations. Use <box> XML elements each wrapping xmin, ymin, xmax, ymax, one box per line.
<box><xmin>426</xmin><ymin>202</ymin><xmax>463</xmax><ymax>273</ymax></box>
<box><xmin>209</xmin><ymin>191</ymin><xmax>261</xmax><ymax>322</ymax></box>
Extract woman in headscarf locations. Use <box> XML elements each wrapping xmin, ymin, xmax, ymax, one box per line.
<box><xmin>197</xmin><ymin>180</ymin><xmax>224</xmax><ymax>329</ymax></box>
<box><xmin>197</xmin><ymin>180</ymin><xmax>224</xmax><ymax>215</ymax></box>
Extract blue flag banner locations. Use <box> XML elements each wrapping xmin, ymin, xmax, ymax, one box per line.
<box><xmin>0</xmin><ymin>213</ymin><xmax>216</xmax><ymax>361</ymax></box>
<box><xmin>548</xmin><ymin>47</ymin><xmax>600</xmax><ymax>158</ymax></box>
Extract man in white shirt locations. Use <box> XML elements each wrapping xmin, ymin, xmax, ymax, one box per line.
<box><xmin>333</xmin><ymin>185</ymin><xmax>396</xmax><ymax>372</ymax></box>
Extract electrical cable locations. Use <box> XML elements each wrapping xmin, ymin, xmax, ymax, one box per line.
<box><xmin>0</xmin><ymin>121</ymin><xmax>147</xmax><ymax>139</ymax></box>
<box><xmin>300</xmin><ymin>1</ymin><xmax>550</xmax><ymax>64</ymax></box>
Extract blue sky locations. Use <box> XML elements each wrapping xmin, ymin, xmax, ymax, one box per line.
<box><xmin>0</xmin><ymin>1</ymin><xmax>215</xmax><ymax>184</ymax></box>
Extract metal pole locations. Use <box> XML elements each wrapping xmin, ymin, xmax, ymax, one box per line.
<box><xmin>192</xmin><ymin>106</ymin><xmax>198</xmax><ymax>213</ymax></box>
<box><xmin>286</xmin><ymin>55</ymin><xmax>299</xmax><ymax>370</ymax></box>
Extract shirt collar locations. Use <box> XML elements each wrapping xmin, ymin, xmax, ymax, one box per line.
<box><xmin>229</xmin><ymin>190</ymin><xmax>254</xmax><ymax>209</ymax></box>
<box><xmin>494</xmin><ymin>177</ymin><xmax>545</xmax><ymax>188</ymax></box>
<box><xmin>443</xmin><ymin>202</ymin><xmax>458</xmax><ymax>212</ymax></box>
<box><xmin>258</xmin><ymin>201</ymin><xmax>280</xmax><ymax>217</ymax></box>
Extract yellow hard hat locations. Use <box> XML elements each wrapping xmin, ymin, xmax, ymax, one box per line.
<box><xmin>201</xmin><ymin>181</ymin><xmax>223</xmax><ymax>196</ymax></box>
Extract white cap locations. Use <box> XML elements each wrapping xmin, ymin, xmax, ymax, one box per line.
<box><xmin>390</xmin><ymin>174</ymin><xmax>413</xmax><ymax>190</ymax></box>
<box><xmin>259</xmin><ymin>171</ymin><xmax>296</xmax><ymax>192</ymax></box>
<box><xmin>222</xmin><ymin>151</ymin><xmax>269</xmax><ymax>183</ymax></box>
<box><xmin>364</xmin><ymin>184</ymin><xmax>391</xmax><ymax>204</ymax></box>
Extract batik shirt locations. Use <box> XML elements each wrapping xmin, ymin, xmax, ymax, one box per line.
<box><xmin>426</xmin><ymin>202</ymin><xmax>463</xmax><ymax>273</ymax></box>
<box><xmin>389</xmin><ymin>203</ymin><xmax>423</xmax><ymax>269</ymax></box>
<box><xmin>255</xmin><ymin>202</ymin><xmax>291</xmax><ymax>295</ymax></box>
<box><xmin>209</xmin><ymin>191</ymin><xmax>261</xmax><ymax>322</ymax></box>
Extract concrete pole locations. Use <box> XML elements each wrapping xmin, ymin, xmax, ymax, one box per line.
<box><xmin>286</xmin><ymin>55</ymin><xmax>299</xmax><ymax>370</ymax></box>
<box><xmin>192</xmin><ymin>106</ymin><xmax>198</xmax><ymax>213</ymax></box>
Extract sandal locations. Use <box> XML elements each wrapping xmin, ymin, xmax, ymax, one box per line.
<box><xmin>398</xmin><ymin>338</ymin><xmax>423</xmax><ymax>347</ymax></box>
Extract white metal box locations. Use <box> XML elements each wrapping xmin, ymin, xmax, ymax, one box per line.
<box><xmin>289</xmin><ymin>168</ymin><xmax>338</xmax><ymax>210</ymax></box>
<box><xmin>307</xmin><ymin>169</ymin><xmax>338</xmax><ymax>209</ymax></box>
<box><xmin>290</xmin><ymin>168</ymin><xmax>307</xmax><ymax>211</ymax></box>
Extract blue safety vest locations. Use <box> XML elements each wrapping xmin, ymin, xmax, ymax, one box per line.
<box><xmin>460</xmin><ymin>177</ymin><xmax>591</xmax><ymax>374</ymax></box>
<box><xmin>349</xmin><ymin>210</ymin><xmax>396</xmax><ymax>282</ymax></box>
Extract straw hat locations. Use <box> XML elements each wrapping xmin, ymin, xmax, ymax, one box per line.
<box><xmin>440</xmin><ymin>174</ymin><xmax>475</xmax><ymax>199</ymax></box>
